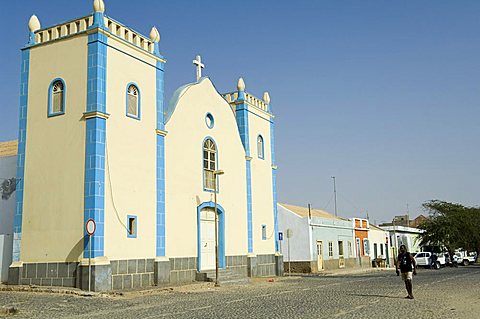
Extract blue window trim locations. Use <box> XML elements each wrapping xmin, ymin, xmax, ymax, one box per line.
<box><xmin>202</xmin><ymin>136</ymin><xmax>220</xmax><ymax>193</ymax></box>
<box><xmin>205</xmin><ymin>112</ymin><xmax>214</xmax><ymax>129</ymax></box>
<box><xmin>47</xmin><ymin>78</ymin><xmax>66</xmax><ymax>117</ymax></box>
<box><xmin>127</xmin><ymin>215</ymin><xmax>138</xmax><ymax>238</ymax></box>
<box><xmin>197</xmin><ymin>201</ymin><xmax>225</xmax><ymax>271</ymax></box>
<box><xmin>262</xmin><ymin>224</ymin><xmax>267</xmax><ymax>240</ymax></box>
<box><xmin>126</xmin><ymin>82</ymin><xmax>141</xmax><ymax>120</ymax></box>
<box><xmin>257</xmin><ymin>134</ymin><xmax>264</xmax><ymax>159</ymax></box>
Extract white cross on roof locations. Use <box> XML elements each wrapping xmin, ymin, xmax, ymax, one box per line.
<box><xmin>193</xmin><ymin>55</ymin><xmax>204</xmax><ymax>81</ymax></box>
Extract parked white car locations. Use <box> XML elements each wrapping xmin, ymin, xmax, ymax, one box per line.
<box><xmin>414</xmin><ymin>252</ymin><xmax>445</xmax><ymax>269</ymax></box>
<box><xmin>454</xmin><ymin>251</ymin><xmax>477</xmax><ymax>266</ymax></box>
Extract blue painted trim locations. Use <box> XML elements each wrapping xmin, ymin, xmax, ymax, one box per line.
<box><xmin>28</xmin><ymin>31</ymin><xmax>35</xmax><ymax>46</ymax></box>
<box><xmin>156</xmin><ymin>134</ymin><xmax>166</xmax><ymax>256</ymax></box>
<box><xmin>83</xmin><ymin>29</ymin><xmax>108</xmax><ymax>258</ymax></box>
<box><xmin>257</xmin><ymin>134</ymin><xmax>264</xmax><ymax>160</ymax></box>
<box><xmin>125</xmin><ymin>82</ymin><xmax>141</xmax><ymax>120</ymax></box>
<box><xmin>127</xmin><ymin>215</ymin><xmax>138</xmax><ymax>238</ymax></box>
<box><xmin>156</xmin><ymin>58</ymin><xmax>166</xmax><ymax>257</ymax></box>
<box><xmin>205</xmin><ymin>112</ymin><xmax>214</xmax><ymax>129</ymax></box>
<box><xmin>202</xmin><ymin>136</ymin><xmax>220</xmax><ymax>193</ymax></box>
<box><xmin>246</xmin><ymin>160</ymin><xmax>253</xmax><ymax>252</ymax></box>
<box><xmin>86</xmin><ymin>32</ymin><xmax>107</xmax><ymax>113</ymax></box>
<box><xmin>235</xmin><ymin>92</ymin><xmax>253</xmax><ymax>253</ymax></box>
<box><xmin>47</xmin><ymin>78</ymin><xmax>66</xmax><ymax>117</ymax></box>
<box><xmin>197</xmin><ymin>201</ymin><xmax>225</xmax><ymax>271</ymax></box>
<box><xmin>12</xmin><ymin>48</ymin><xmax>30</xmax><ymax>262</ymax></box>
<box><xmin>270</xmin><ymin>111</ymin><xmax>279</xmax><ymax>252</ymax></box>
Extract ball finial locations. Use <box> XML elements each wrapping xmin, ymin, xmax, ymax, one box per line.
<box><xmin>237</xmin><ymin>77</ymin><xmax>245</xmax><ymax>91</ymax></box>
<box><xmin>93</xmin><ymin>0</ymin><xmax>105</xmax><ymax>13</ymax></box>
<box><xmin>149</xmin><ymin>26</ymin><xmax>160</xmax><ymax>43</ymax></box>
<box><xmin>263</xmin><ymin>92</ymin><xmax>270</xmax><ymax>105</ymax></box>
<box><xmin>28</xmin><ymin>15</ymin><xmax>41</xmax><ymax>32</ymax></box>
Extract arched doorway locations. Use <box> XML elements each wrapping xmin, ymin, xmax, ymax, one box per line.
<box><xmin>197</xmin><ymin>201</ymin><xmax>225</xmax><ymax>271</ymax></box>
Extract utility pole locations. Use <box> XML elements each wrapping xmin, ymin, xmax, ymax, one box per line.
<box><xmin>331</xmin><ymin>176</ymin><xmax>337</xmax><ymax>216</ymax></box>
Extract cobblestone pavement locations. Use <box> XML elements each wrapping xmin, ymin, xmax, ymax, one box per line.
<box><xmin>1</xmin><ymin>266</ymin><xmax>480</xmax><ymax>318</ymax></box>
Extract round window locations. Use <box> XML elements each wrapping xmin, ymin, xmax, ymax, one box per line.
<box><xmin>205</xmin><ymin>113</ymin><xmax>214</xmax><ymax>129</ymax></box>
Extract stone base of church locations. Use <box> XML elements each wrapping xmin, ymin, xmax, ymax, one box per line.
<box><xmin>8</xmin><ymin>261</ymin><xmax>78</xmax><ymax>287</ymax></box>
<box><xmin>78</xmin><ymin>257</ymin><xmax>111</xmax><ymax>292</ymax></box>
<box><xmin>247</xmin><ymin>254</ymin><xmax>279</xmax><ymax>277</ymax></box>
<box><xmin>110</xmin><ymin>258</ymin><xmax>156</xmax><ymax>290</ymax></box>
<box><xmin>154</xmin><ymin>257</ymin><xmax>171</xmax><ymax>285</ymax></box>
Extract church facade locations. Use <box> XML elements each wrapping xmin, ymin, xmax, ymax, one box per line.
<box><xmin>8</xmin><ymin>0</ymin><xmax>282</xmax><ymax>291</ymax></box>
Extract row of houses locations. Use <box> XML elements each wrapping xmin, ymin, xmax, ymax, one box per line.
<box><xmin>277</xmin><ymin>203</ymin><xmax>424</xmax><ymax>273</ymax></box>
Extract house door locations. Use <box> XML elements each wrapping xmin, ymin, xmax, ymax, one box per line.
<box><xmin>316</xmin><ymin>241</ymin><xmax>324</xmax><ymax>271</ymax></box>
<box><xmin>356</xmin><ymin>238</ymin><xmax>362</xmax><ymax>265</ymax></box>
<box><xmin>200</xmin><ymin>209</ymin><xmax>216</xmax><ymax>270</ymax></box>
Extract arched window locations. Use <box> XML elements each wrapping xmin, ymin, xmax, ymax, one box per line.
<box><xmin>126</xmin><ymin>84</ymin><xmax>140</xmax><ymax>119</ymax></box>
<box><xmin>203</xmin><ymin>138</ymin><xmax>217</xmax><ymax>190</ymax></box>
<box><xmin>48</xmin><ymin>79</ymin><xmax>66</xmax><ymax>116</ymax></box>
<box><xmin>257</xmin><ymin>135</ymin><xmax>264</xmax><ymax>159</ymax></box>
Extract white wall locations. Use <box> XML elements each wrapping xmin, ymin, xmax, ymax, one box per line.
<box><xmin>0</xmin><ymin>155</ymin><xmax>16</xmax><ymax>282</ymax></box>
<box><xmin>277</xmin><ymin>205</ymin><xmax>310</xmax><ymax>261</ymax></box>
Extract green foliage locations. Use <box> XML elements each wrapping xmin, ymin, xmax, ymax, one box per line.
<box><xmin>419</xmin><ymin>200</ymin><xmax>480</xmax><ymax>254</ymax></box>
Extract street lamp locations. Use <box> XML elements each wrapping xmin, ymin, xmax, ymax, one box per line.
<box><xmin>213</xmin><ymin>169</ymin><xmax>224</xmax><ymax>287</ymax></box>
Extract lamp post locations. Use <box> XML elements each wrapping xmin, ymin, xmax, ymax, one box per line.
<box><xmin>213</xmin><ymin>169</ymin><xmax>224</xmax><ymax>287</ymax></box>
<box><xmin>331</xmin><ymin>176</ymin><xmax>337</xmax><ymax>217</ymax></box>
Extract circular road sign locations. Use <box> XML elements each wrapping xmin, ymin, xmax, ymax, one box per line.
<box><xmin>86</xmin><ymin>219</ymin><xmax>96</xmax><ymax>236</ymax></box>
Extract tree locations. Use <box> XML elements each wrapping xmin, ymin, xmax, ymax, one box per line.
<box><xmin>418</xmin><ymin>200</ymin><xmax>480</xmax><ymax>256</ymax></box>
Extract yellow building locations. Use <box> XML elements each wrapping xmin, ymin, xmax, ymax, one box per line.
<box><xmin>9</xmin><ymin>0</ymin><xmax>282</xmax><ymax>291</ymax></box>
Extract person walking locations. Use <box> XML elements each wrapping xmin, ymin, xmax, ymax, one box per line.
<box><xmin>396</xmin><ymin>244</ymin><xmax>417</xmax><ymax>299</ymax></box>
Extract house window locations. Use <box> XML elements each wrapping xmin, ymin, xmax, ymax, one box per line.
<box><xmin>338</xmin><ymin>241</ymin><xmax>344</xmax><ymax>256</ymax></box>
<box><xmin>380</xmin><ymin>243</ymin><xmax>384</xmax><ymax>256</ymax></box>
<box><xmin>363</xmin><ymin>239</ymin><xmax>370</xmax><ymax>255</ymax></box>
<box><xmin>348</xmin><ymin>241</ymin><xmax>353</xmax><ymax>257</ymax></box>
<box><xmin>126</xmin><ymin>84</ymin><xmax>140</xmax><ymax>119</ymax></box>
<box><xmin>328</xmin><ymin>241</ymin><xmax>333</xmax><ymax>257</ymax></box>
<box><xmin>127</xmin><ymin>215</ymin><xmax>137</xmax><ymax>238</ymax></box>
<box><xmin>262</xmin><ymin>225</ymin><xmax>267</xmax><ymax>240</ymax></box>
<box><xmin>48</xmin><ymin>79</ymin><xmax>66</xmax><ymax>116</ymax></box>
<box><xmin>203</xmin><ymin>138</ymin><xmax>216</xmax><ymax>190</ymax></box>
<box><xmin>257</xmin><ymin>135</ymin><xmax>264</xmax><ymax>159</ymax></box>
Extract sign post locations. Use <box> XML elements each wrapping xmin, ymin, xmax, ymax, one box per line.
<box><xmin>85</xmin><ymin>219</ymin><xmax>96</xmax><ymax>292</ymax></box>
<box><xmin>286</xmin><ymin>229</ymin><xmax>293</xmax><ymax>275</ymax></box>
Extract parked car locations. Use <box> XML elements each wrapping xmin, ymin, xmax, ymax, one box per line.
<box><xmin>414</xmin><ymin>252</ymin><xmax>446</xmax><ymax>269</ymax></box>
<box><xmin>454</xmin><ymin>250</ymin><xmax>477</xmax><ymax>266</ymax></box>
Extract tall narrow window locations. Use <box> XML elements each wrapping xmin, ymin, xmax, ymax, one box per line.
<box><xmin>203</xmin><ymin>138</ymin><xmax>216</xmax><ymax>190</ymax></box>
<box><xmin>338</xmin><ymin>241</ymin><xmax>344</xmax><ymax>256</ymax></box>
<box><xmin>48</xmin><ymin>79</ymin><xmax>66</xmax><ymax>116</ymax></box>
<box><xmin>328</xmin><ymin>241</ymin><xmax>333</xmax><ymax>257</ymax></box>
<box><xmin>127</xmin><ymin>215</ymin><xmax>137</xmax><ymax>238</ymax></box>
<box><xmin>126</xmin><ymin>84</ymin><xmax>140</xmax><ymax>119</ymax></box>
<box><xmin>257</xmin><ymin>135</ymin><xmax>264</xmax><ymax>159</ymax></box>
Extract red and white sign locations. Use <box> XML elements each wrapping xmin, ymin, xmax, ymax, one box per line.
<box><xmin>86</xmin><ymin>219</ymin><xmax>96</xmax><ymax>236</ymax></box>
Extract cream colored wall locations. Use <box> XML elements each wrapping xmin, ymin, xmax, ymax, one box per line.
<box><xmin>165</xmin><ymin>78</ymin><xmax>248</xmax><ymax>258</ymax></box>
<box><xmin>248</xmin><ymin>105</ymin><xmax>275</xmax><ymax>254</ymax></box>
<box><xmin>103</xmin><ymin>37</ymin><xmax>158</xmax><ymax>259</ymax></box>
<box><xmin>22</xmin><ymin>35</ymin><xmax>88</xmax><ymax>262</ymax></box>
<box><xmin>369</xmin><ymin>228</ymin><xmax>388</xmax><ymax>259</ymax></box>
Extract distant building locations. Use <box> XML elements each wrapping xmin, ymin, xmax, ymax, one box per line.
<box><xmin>278</xmin><ymin>203</ymin><xmax>371</xmax><ymax>273</ymax></box>
<box><xmin>380</xmin><ymin>225</ymin><xmax>424</xmax><ymax>257</ymax></box>
<box><xmin>368</xmin><ymin>224</ymin><xmax>391</xmax><ymax>267</ymax></box>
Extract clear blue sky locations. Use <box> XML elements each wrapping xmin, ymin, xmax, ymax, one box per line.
<box><xmin>1</xmin><ymin>1</ymin><xmax>479</xmax><ymax>224</ymax></box>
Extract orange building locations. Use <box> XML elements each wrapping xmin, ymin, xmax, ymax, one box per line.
<box><xmin>353</xmin><ymin>218</ymin><xmax>370</xmax><ymax>257</ymax></box>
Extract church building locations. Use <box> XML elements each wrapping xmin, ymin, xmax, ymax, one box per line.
<box><xmin>8</xmin><ymin>0</ymin><xmax>282</xmax><ymax>291</ymax></box>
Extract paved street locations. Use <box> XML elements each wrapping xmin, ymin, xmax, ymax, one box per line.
<box><xmin>1</xmin><ymin>266</ymin><xmax>480</xmax><ymax>318</ymax></box>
